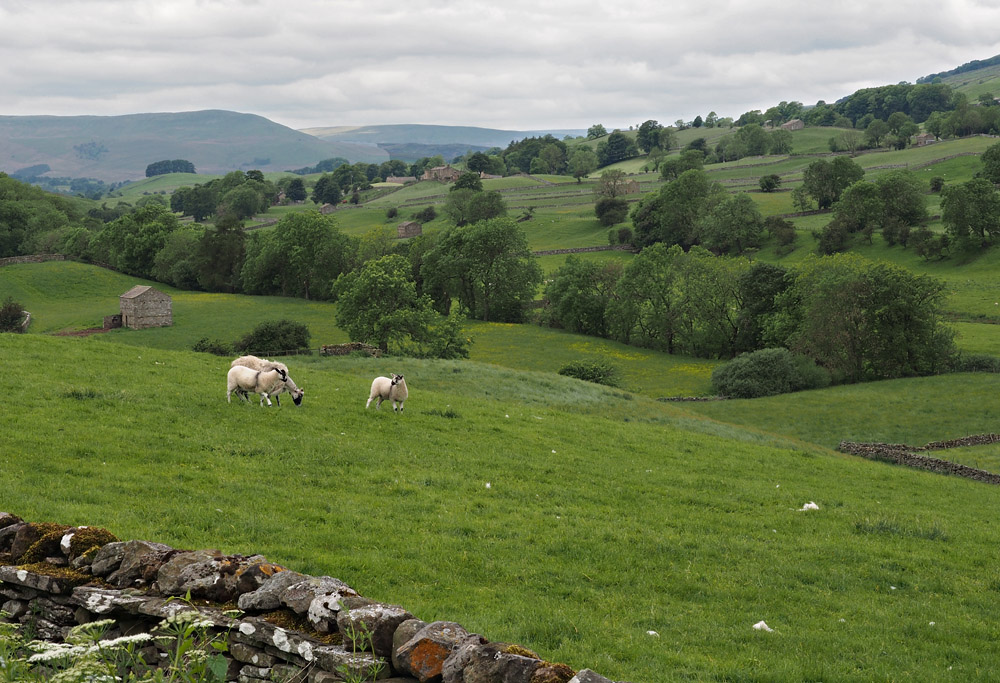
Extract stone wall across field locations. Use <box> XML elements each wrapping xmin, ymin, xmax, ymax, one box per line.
<box><xmin>0</xmin><ymin>254</ymin><xmax>65</xmax><ymax>267</ymax></box>
<box><xmin>0</xmin><ymin>513</ymin><xmax>626</xmax><ymax>683</ymax></box>
<box><xmin>838</xmin><ymin>434</ymin><xmax>1000</xmax><ymax>485</ymax></box>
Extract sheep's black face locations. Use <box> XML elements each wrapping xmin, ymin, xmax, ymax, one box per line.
<box><xmin>292</xmin><ymin>389</ymin><xmax>304</xmax><ymax>406</ymax></box>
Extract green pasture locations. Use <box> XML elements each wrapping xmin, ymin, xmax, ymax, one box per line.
<box><xmin>5</xmin><ymin>323</ymin><xmax>1000</xmax><ymax>680</ymax></box>
<box><xmin>789</xmin><ymin>126</ymin><xmax>853</xmax><ymax>154</ymax></box>
<box><xmin>944</xmin><ymin>63</ymin><xmax>1000</xmax><ymax>100</ymax></box>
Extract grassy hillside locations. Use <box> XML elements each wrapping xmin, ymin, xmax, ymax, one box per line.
<box><xmin>4</xmin><ymin>319</ymin><xmax>1000</xmax><ymax>680</ymax></box>
<box><xmin>301</xmin><ymin>123</ymin><xmax>586</xmax><ymax>148</ymax></box>
<box><xmin>0</xmin><ymin>110</ymin><xmax>387</xmax><ymax>182</ymax></box>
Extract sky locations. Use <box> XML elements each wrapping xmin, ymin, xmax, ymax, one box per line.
<box><xmin>3</xmin><ymin>0</ymin><xmax>1000</xmax><ymax>133</ymax></box>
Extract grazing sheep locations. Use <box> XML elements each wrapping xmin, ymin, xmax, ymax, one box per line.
<box><xmin>366</xmin><ymin>374</ymin><xmax>408</xmax><ymax>412</ymax></box>
<box><xmin>231</xmin><ymin>355</ymin><xmax>301</xmax><ymax>406</ymax></box>
<box><xmin>227</xmin><ymin>365</ymin><xmax>304</xmax><ymax>407</ymax></box>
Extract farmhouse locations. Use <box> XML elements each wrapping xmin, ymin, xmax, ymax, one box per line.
<box><xmin>780</xmin><ymin>118</ymin><xmax>805</xmax><ymax>131</ymax></box>
<box><xmin>119</xmin><ymin>285</ymin><xmax>172</xmax><ymax>329</ymax></box>
<box><xmin>422</xmin><ymin>165</ymin><xmax>462</xmax><ymax>182</ymax></box>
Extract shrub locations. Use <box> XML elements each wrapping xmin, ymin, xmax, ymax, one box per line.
<box><xmin>711</xmin><ymin>348</ymin><xmax>830</xmax><ymax>399</ymax></box>
<box><xmin>759</xmin><ymin>174</ymin><xmax>781</xmax><ymax>192</ymax></box>
<box><xmin>386</xmin><ymin>207</ymin><xmax>398</xmax><ymax>219</ymax></box>
<box><xmin>595</xmin><ymin>197</ymin><xmax>629</xmax><ymax>227</ymax></box>
<box><xmin>0</xmin><ymin>297</ymin><xmax>25</xmax><ymax>332</ymax></box>
<box><xmin>617</xmin><ymin>226</ymin><xmax>634</xmax><ymax>246</ymax></box>
<box><xmin>952</xmin><ymin>353</ymin><xmax>1000</xmax><ymax>373</ymax></box>
<box><xmin>192</xmin><ymin>337</ymin><xmax>235</xmax><ymax>356</ymax></box>
<box><xmin>412</xmin><ymin>206</ymin><xmax>437</xmax><ymax>223</ymax></box>
<box><xmin>234</xmin><ymin>319</ymin><xmax>311</xmax><ymax>356</ymax></box>
<box><xmin>929</xmin><ymin>176</ymin><xmax>945</xmax><ymax>192</ymax></box>
<box><xmin>558</xmin><ymin>360</ymin><xmax>622</xmax><ymax>387</ymax></box>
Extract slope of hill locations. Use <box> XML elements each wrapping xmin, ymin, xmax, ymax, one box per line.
<box><xmin>0</xmin><ymin>110</ymin><xmax>388</xmax><ymax>182</ymax></box>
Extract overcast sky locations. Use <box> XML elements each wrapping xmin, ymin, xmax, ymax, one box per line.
<box><xmin>3</xmin><ymin>0</ymin><xmax>1000</xmax><ymax>132</ymax></box>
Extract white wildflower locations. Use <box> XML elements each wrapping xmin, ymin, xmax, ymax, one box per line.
<box><xmin>485</xmin><ymin>482</ymin><xmax>491</xmax><ymax>489</ymax></box>
<box><xmin>100</xmin><ymin>633</ymin><xmax>153</xmax><ymax>648</ymax></box>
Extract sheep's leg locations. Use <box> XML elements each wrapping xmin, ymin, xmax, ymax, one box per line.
<box><xmin>259</xmin><ymin>392</ymin><xmax>272</xmax><ymax>407</ymax></box>
<box><xmin>366</xmin><ymin>397</ymin><xmax>373</xmax><ymax>408</ymax></box>
<box><xmin>274</xmin><ymin>394</ymin><xmax>281</xmax><ymax>407</ymax></box>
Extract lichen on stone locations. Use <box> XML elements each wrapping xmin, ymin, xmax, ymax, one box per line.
<box><xmin>503</xmin><ymin>643</ymin><xmax>541</xmax><ymax>659</ymax></box>
<box><xmin>18</xmin><ymin>524</ymin><xmax>72</xmax><ymax>564</ymax></box>
<box><xmin>531</xmin><ymin>662</ymin><xmax>577</xmax><ymax>683</ymax></box>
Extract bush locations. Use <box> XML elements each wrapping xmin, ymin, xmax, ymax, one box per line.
<box><xmin>386</xmin><ymin>207</ymin><xmax>398</xmax><ymax>219</ymax></box>
<box><xmin>0</xmin><ymin>297</ymin><xmax>25</xmax><ymax>332</ymax></box>
<box><xmin>759</xmin><ymin>174</ymin><xmax>781</xmax><ymax>192</ymax></box>
<box><xmin>234</xmin><ymin>319</ymin><xmax>311</xmax><ymax>356</ymax></box>
<box><xmin>595</xmin><ymin>197</ymin><xmax>629</xmax><ymax>227</ymax></box>
<box><xmin>711</xmin><ymin>348</ymin><xmax>830</xmax><ymax>399</ymax></box>
<box><xmin>558</xmin><ymin>360</ymin><xmax>622</xmax><ymax>387</ymax></box>
<box><xmin>192</xmin><ymin>337</ymin><xmax>235</xmax><ymax>356</ymax></box>
<box><xmin>413</xmin><ymin>206</ymin><xmax>437</xmax><ymax>223</ymax></box>
<box><xmin>929</xmin><ymin>176</ymin><xmax>945</xmax><ymax>192</ymax></box>
<box><xmin>952</xmin><ymin>353</ymin><xmax>1000</xmax><ymax>373</ymax></box>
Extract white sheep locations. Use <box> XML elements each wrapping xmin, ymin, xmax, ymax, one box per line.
<box><xmin>231</xmin><ymin>355</ymin><xmax>302</xmax><ymax>406</ymax></box>
<box><xmin>366</xmin><ymin>374</ymin><xmax>407</xmax><ymax>412</ymax></box>
<box><xmin>227</xmin><ymin>365</ymin><xmax>304</xmax><ymax>407</ymax></box>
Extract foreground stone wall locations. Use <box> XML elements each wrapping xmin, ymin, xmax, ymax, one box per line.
<box><xmin>0</xmin><ymin>513</ymin><xmax>626</xmax><ymax>683</ymax></box>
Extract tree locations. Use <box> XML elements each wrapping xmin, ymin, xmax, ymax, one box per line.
<box><xmin>587</xmin><ymin>124</ymin><xmax>608</xmax><ymax>139</ymax></box>
<box><xmin>0</xmin><ymin>296</ymin><xmax>25</xmax><ymax>332</ymax></box>
<box><xmin>452</xmin><ymin>172</ymin><xmax>483</xmax><ymax>192</ymax></box>
<box><xmin>773</xmin><ymin>253</ymin><xmax>954</xmax><ymax>382</ymax></box>
<box><xmin>636</xmin><ymin>120</ymin><xmax>663</xmax><ymax>153</ymax></box>
<box><xmin>941</xmin><ymin>178</ymin><xmax>1000</xmax><ymax>248</ymax></box>
<box><xmin>697</xmin><ymin>193</ymin><xmax>764</xmax><ymax>254</ymax></box>
<box><xmin>312</xmin><ymin>174</ymin><xmax>342</xmax><ymax>205</ymax></box>
<box><xmin>595</xmin><ymin>169</ymin><xmax>629</xmax><ymax>198</ymax></box>
<box><xmin>769</xmin><ymin>129</ymin><xmax>793</xmax><ymax>154</ymax></box>
<box><xmin>864</xmin><ymin>119</ymin><xmax>890</xmax><ymax>148</ymax></box>
<box><xmin>597</xmin><ymin>131</ymin><xmax>638</xmax><ymax>167</ymax></box>
<box><xmin>194</xmin><ymin>222</ymin><xmax>245</xmax><ymax>293</ymax></box>
<box><xmin>595</xmin><ymin>197</ymin><xmax>629</xmax><ymax>226</ymax></box>
<box><xmin>285</xmin><ymin>178</ymin><xmax>307</xmax><ymax>202</ymax></box>
<box><xmin>332</xmin><ymin>254</ymin><xmax>438</xmax><ymax>353</ymax></box>
<box><xmin>632</xmin><ymin>169</ymin><xmax>725</xmax><ymax>248</ymax></box>
<box><xmin>692</xmin><ymin>115</ymin><xmax>703</xmax><ymax>128</ymax></box>
<box><xmin>242</xmin><ymin>211</ymin><xmax>356</xmax><ymax>300</ymax></box>
<box><xmin>152</xmin><ymin>227</ymin><xmax>202</xmax><ymax>289</ymax></box>
<box><xmin>568</xmin><ymin>148</ymin><xmax>598</xmax><ymax>182</ymax></box>
<box><xmin>89</xmin><ymin>203</ymin><xmax>178</xmax><ymax>277</ymax></box>
<box><xmin>705</xmin><ymin>112</ymin><xmax>718</xmax><ymax>128</ymax></box>
<box><xmin>443</xmin><ymin>189</ymin><xmax>506</xmax><ymax>226</ymax></box>
<box><xmin>759</xmin><ymin>174</ymin><xmax>781</xmax><ymax>192</ymax></box>
<box><xmin>801</xmin><ymin>157</ymin><xmax>864</xmax><ymax>209</ymax></box>
<box><xmin>466</xmin><ymin>152</ymin><xmax>493</xmax><ymax>174</ymax></box>
<box><xmin>981</xmin><ymin>141</ymin><xmax>1000</xmax><ymax>184</ymax></box>
<box><xmin>735</xmin><ymin>124</ymin><xmax>770</xmax><ymax>156</ymax></box>
<box><xmin>422</xmin><ymin>217</ymin><xmax>542</xmax><ymax>322</ymax></box>
<box><xmin>543</xmin><ymin>256</ymin><xmax>621</xmax><ymax>336</ymax></box>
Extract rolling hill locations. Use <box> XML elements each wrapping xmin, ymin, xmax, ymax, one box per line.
<box><xmin>0</xmin><ymin>110</ymin><xmax>388</xmax><ymax>182</ymax></box>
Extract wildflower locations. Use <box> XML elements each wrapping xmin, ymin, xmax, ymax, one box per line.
<box><xmin>100</xmin><ymin>633</ymin><xmax>154</xmax><ymax>648</ymax></box>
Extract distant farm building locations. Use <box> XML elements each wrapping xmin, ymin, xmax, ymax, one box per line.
<box><xmin>320</xmin><ymin>203</ymin><xmax>336</xmax><ymax>214</ymax></box>
<box><xmin>622</xmin><ymin>179</ymin><xmax>641</xmax><ymax>194</ymax></box>
<box><xmin>386</xmin><ymin>176</ymin><xmax>417</xmax><ymax>184</ymax></box>
<box><xmin>422</xmin><ymin>165</ymin><xmax>462</xmax><ymax>182</ymax></box>
<box><xmin>119</xmin><ymin>286</ymin><xmax>172</xmax><ymax>330</ymax></box>
<box><xmin>397</xmin><ymin>221</ymin><xmax>422</xmax><ymax>238</ymax></box>
<box><xmin>780</xmin><ymin>119</ymin><xmax>804</xmax><ymax>131</ymax></box>
<box><xmin>915</xmin><ymin>133</ymin><xmax>936</xmax><ymax>146</ymax></box>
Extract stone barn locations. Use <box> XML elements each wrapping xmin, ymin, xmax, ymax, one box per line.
<box><xmin>397</xmin><ymin>221</ymin><xmax>423</xmax><ymax>238</ymax></box>
<box><xmin>119</xmin><ymin>285</ymin><xmax>172</xmax><ymax>329</ymax></box>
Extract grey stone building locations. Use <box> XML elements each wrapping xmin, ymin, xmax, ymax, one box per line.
<box><xmin>119</xmin><ymin>285</ymin><xmax>172</xmax><ymax>329</ymax></box>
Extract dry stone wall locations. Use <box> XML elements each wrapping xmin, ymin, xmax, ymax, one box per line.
<box><xmin>0</xmin><ymin>254</ymin><xmax>65</xmax><ymax>267</ymax></box>
<box><xmin>0</xmin><ymin>512</ymin><xmax>627</xmax><ymax>683</ymax></box>
<box><xmin>838</xmin><ymin>434</ymin><xmax>1000</xmax><ymax>485</ymax></box>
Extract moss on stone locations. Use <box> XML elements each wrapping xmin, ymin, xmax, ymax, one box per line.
<box><xmin>261</xmin><ymin>609</ymin><xmax>342</xmax><ymax>645</ymax></box>
<box><xmin>17</xmin><ymin>562</ymin><xmax>93</xmax><ymax>587</ymax></box>
<box><xmin>68</xmin><ymin>527</ymin><xmax>118</xmax><ymax>560</ymax></box>
<box><xmin>18</xmin><ymin>524</ymin><xmax>71</xmax><ymax>564</ymax></box>
<box><xmin>503</xmin><ymin>643</ymin><xmax>541</xmax><ymax>659</ymax></box>
<box><xmin>531</xmin><ymin>662</ymin><xmax>577</xmax><ymax>683</ymax></box>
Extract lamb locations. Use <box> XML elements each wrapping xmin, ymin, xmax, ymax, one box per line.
<box><xmin>366</xmin><ymin>374</ymin><xmax>408</xmax><ymax>412</ymax></box>
<box><xmin>227</xmin><ymin>365</ymin><xmax>304</xmax><ymax>407</ymax></box>
<box><xmin>231</xmin><ymin>355</ymin><xmax>302</xmax><ymax>406</ymax></box>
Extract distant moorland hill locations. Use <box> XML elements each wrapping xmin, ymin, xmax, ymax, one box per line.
<box><xmin>0</xmin><ymin>110</ymin><xmax>388</xmax><ymax>182</ymax></box>
<box><xmin>301</xmin><ymin>123</ymin><xmax>587</xmax><ymax>161</ymax></box>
